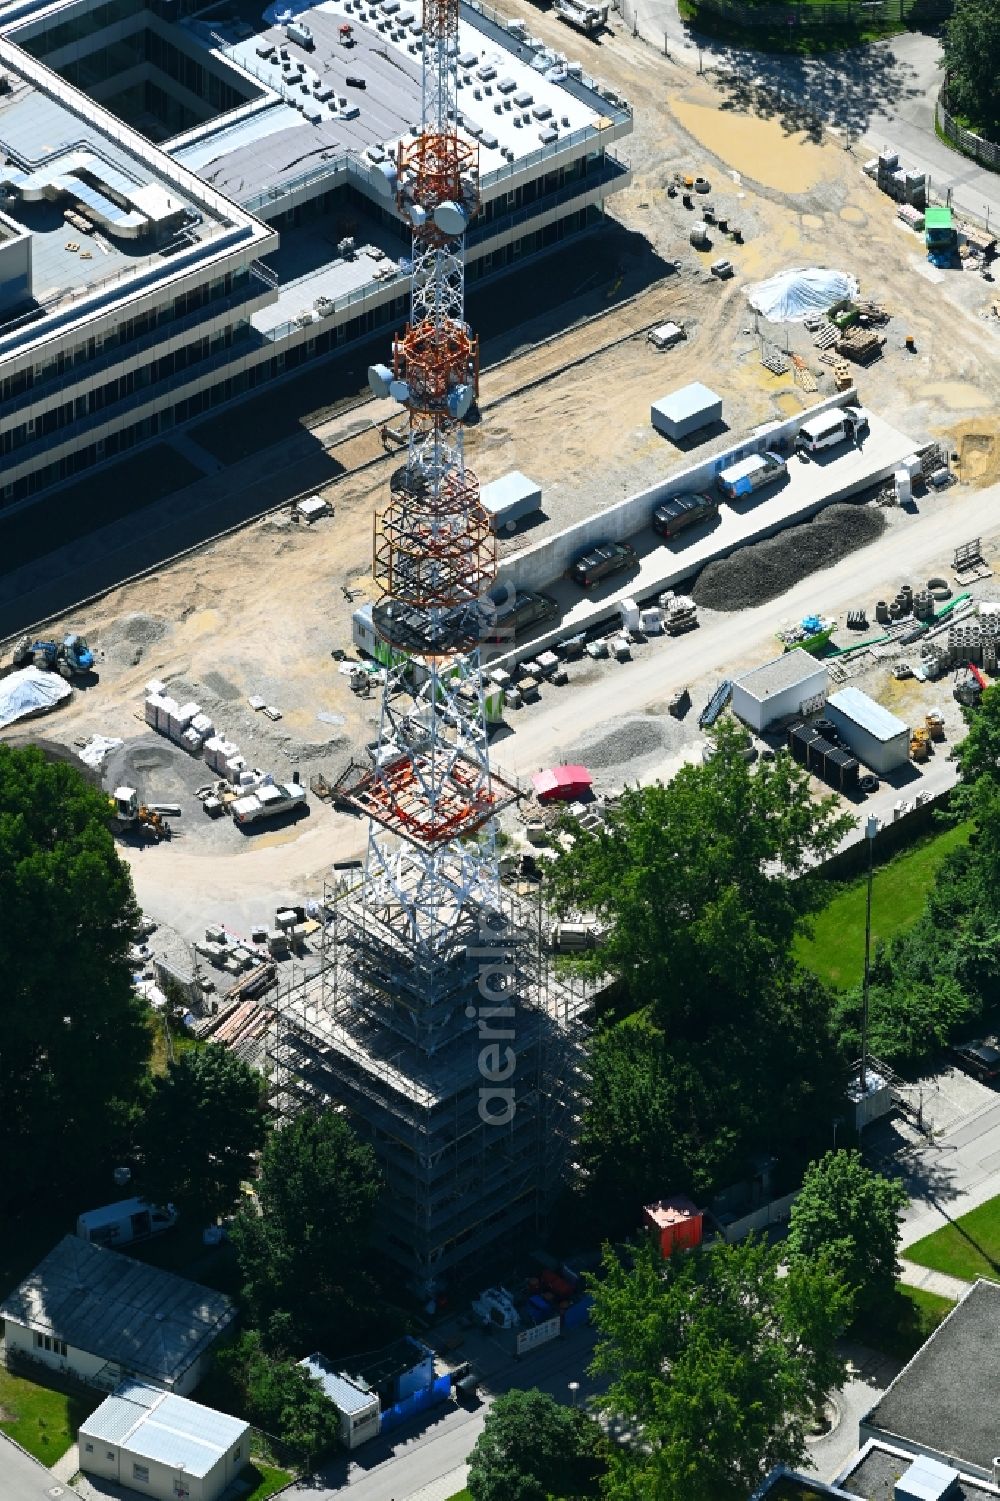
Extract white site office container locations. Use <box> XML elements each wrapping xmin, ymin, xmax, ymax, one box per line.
<box><xmin>731</xmin><ymin>649</ymin><xmax>828</xmax><ymax>733</ymax></box>
<box><xmin>825</xmin><ymin>686</ymin><xmax>910</xmax><ymax>774</ymax></box>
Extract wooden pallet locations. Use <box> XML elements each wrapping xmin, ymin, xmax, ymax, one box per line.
<box><xmin>813</xmin><ymin>321</ymin><xmax>839</xmax><ymax>349</ymax></box>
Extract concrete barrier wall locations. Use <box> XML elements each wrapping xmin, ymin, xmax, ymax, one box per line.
<box><xmin>719</xmin><ymin>1189</ymin><xmax>799</xmax><ymax>1244</ymax></box>
<box><xmin>496</xmin><ymin>388</ymin><xmax>857</xmax><ymax>595</ymax></box>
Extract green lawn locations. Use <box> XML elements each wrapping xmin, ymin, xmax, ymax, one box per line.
<box><xmin>907</xmin><ymin>1195</ymin><xmax>1000</xmax><ymax>1283</ymax></box>
<box><xmin>243</xmin><ymin>1459</ymin><xmax>294</xmax><ymax>1499</ymax></box>
<box><xmin>794</xmin><ymin>820</ymin><xmax>973</xmax><ymax>988</ymax></box>
<box><xmin>445</xmin><ymin>1492</ymin><xmax>471</xmax><ymax>1501</ymax></box>
<box><xmin>0</xmin><ymin>1366</ymin><xmax>99</xmax><ymax>1464</ymax></box>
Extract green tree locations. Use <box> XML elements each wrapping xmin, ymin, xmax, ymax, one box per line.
<box><xmin>943</xmin><ymin>0</ymin><xmax>1000</xmax><ymax>138</ymax></box>
<box><xmin>467</xmin><ymin>1388</ymin><xmax>602</xmax><ymax>1501</ymax></box>
<box><xmin>138</xmin><ymin>1044</ymin><xmax>266</xmax><ymax>1224</ymax></box>
<box><xmin>548</xmin><ymin>721</ymin><xmax>852</xmax><ymax>1023</ymax></box>
<box><xmin>786</xmin><ymin>1150</ymin><xmax>907</xmax><ymax>1321</ymax></box>
<box><xmin>0</xmin><ymin>745</ymin><xmax>150</xmax><ymax>1210</ymax></box>
<box><xmin>581</xmin><ymin>975</ymin><xmax>845</xmax><ymax>1236</ymax></box>
<box><xmin>218</xmin><ymin>1331</ymin><xmax>340</xmax><ymax>1467</ymax></box>
<box><xmin>588</xmin><ymin>1238</ymin><xmax>848</xmax><ymax>1501</ymax></box>
<box><xmin>230</xmin><ymin>1111</ymin><xmax>381</xmax><ymax>1352</ymax></box>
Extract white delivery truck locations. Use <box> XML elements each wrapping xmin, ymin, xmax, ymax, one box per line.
<box><xmin>76</xmin><ymin>1198</ymin><xmax>178</xmax><ymax>1248</ymax></box>
<box><xmin>232</xmin><ymin>781</ymin><xmax>307</xmax><ymax>827</ymax></box>
<box><xmin>796</xmin><ymin>406</ymin><xmax>870</xmax><ymax>454</ymax></box>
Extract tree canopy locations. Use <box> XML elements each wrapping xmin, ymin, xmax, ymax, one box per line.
<box><xmin>217</xmin><ymin>1330</ymin><xmax>340</xmax><ymax>1468</ymax></box>
<box><xmin>0</xmin><ymin>744</ymin><xmax>150</xmax><ymax>1210</ymax></box>
<box><xmin>138</xmin><ymin>1043</ymin><xmax>266</xmax><ymax>1225</ymax></box>
<box><xmin>786</xmin><ymin>1150</ymin><xmax>907</xmax><ymax>1321</ymax></box>
<box><xmin>588</xmin><ymin>1237</ymin><xmax>848</xmax><ymax>1501</ymax></box>
<box><xmin>582</xmin><ymin>971</ymin><xmax>844</xmax><ymax>1233</ymax></box>
<box><xmin>943</xmin><ymin>0</ymin><xmax>1000</xmax><ymax>139</ymax></box>
<box><xmin>547</xmin><ymin>720</ymin><xmax>852</xmax><ymax>1023</ymax></box>
<box><xmin>467</xmin><ymin>1388</ymin><xmax>603</xmax><ymax>1501</ymax></box>
<box><xmin>230</xmin><ymin>1110</ymin><xmax>382</xmax><ymax>1353</ymax></box>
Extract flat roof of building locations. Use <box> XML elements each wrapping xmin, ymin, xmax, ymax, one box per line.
<box><xmin>0</xmin><ymin>1235</ymin><xmax>237</xmax><ymax>1388</ymax></box>
<box><xmin>861</xmin><ymin>1280</ymin><xmax>1000</xmax><ymax>1471</ymax></box>
<box><xmin>182</xmin><ymin>0</ymin><xmax>613</xmax><ymax>206</ymax></box>
<box><xmin>828</xmin><ymin>685</ymin><xmax>908</xmax><ymax>743</ymax></box>
<box><xmin>0</xmin><ymin>41</ymin><xmax>269</xmax><ymax>357</ymax></box>
<box><xmin>81</xmin><ymin>1380</ymin><xmax>248</xmax><ymax>1478</ymax></box>
<box><xmin>480</xmin><ymin>470</ymin><xmax>541</xmax><ymax>515</ymax></box>
<box><xmin>300</xmin><ymin>1353</ymin><xmax>378</xmax><ymax>1414</ymax></box>
<box><xmin>652</xmin><ymin>382</ymin><xmax>721</xmax><ymax>422</ymax></box>
<box><xmin>840</xmin><ymin>1442</ymin><xmax>1000</xmax><ymax>1501</ymax></box>
<box><xmin>735</xmin><ymin>648</ymin><xmax>826</xmax><ymax>702</ymax></box>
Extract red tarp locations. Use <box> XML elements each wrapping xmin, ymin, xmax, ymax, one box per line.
<box><xmin>531</xmin><ymin>764</ymin><xmax>592</xmax><ymax>801</ymax></box>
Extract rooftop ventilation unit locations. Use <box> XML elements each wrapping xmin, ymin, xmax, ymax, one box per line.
<box><xmin>894</xmin><ymin>1458</ymin><xmax>960</xmax><ymax>1501</ymax></box>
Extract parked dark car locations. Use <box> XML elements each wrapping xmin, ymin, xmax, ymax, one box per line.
<box><xmin>652</xmin><ymin>490</ymin><xmax>718</xmax><ymax>540</ymax></box>
<box><xmin>569</xmin><ymin>540</ymin><xmax>638</xmax><ymax>588</ymax></box>
<box><xmin>953</xmin><ymin>1041</ymin><xmax>1000</xmax><ymax>1082</ymax></box>
<box><xmin>482</xmin><ymin>589</ymin><xmax>558</xmax><ymax>642</ymax></box>
<box><xmin>451</xmin><ymin>1362</ymin><xmax>479</xmax><ymax>1404</ymax></box>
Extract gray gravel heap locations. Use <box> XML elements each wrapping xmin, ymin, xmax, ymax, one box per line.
<box><xmin>692</xmin><ymin>503</ymin><xmax>887</xmax><ymax>612</ymax></box>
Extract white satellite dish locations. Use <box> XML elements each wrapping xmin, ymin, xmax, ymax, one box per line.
<box><xmin>389</xmin><ymin>379</ymin><xmax>410</xmax><ymax>403</ymax></box>
<box><xmin>409</xmin><ymin>203</ymin><xmax>428</xmax><ymax>226</ymax></box>
<box><xmin>432</xmin><ymin>200</ymin><xmax>468</xmax><ymax>236</ymax></box>
<box><xmin>368</xmin><ymin>363</ymin><xmax>393</xmax><ymax>398</ymax></box>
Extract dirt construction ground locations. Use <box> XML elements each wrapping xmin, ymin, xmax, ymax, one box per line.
<box><xmin>3</xmin><ymin>12</ymin><xmax>1000</xmax><ymax>950</ymax></box>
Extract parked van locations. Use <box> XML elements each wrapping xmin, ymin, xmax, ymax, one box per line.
<box><xmin>76</xmin><ymin>1198</ymin><xmax>178</xmax><ymax>1248</ymax></box>
<box><xmin>796</xmin><ymin>406</ymin><xmax>870</xmax><ymax>454</ymax></box>
<box><xmin>716</xmin><ymin>451</ymin><xmax>787</xmax><ymax>501</ymax></box>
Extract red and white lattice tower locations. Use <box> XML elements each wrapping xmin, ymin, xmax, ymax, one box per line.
<box><xmin>348</xmin><ymin>0</ymin><xmax>518</xmax><ymax>1052</ymax></box>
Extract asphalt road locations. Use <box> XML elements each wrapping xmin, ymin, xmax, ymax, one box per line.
<box><xmin>284</xmin><ymin>1324</ymin><xmax>602</xmax><ymax>1501</ymax></box>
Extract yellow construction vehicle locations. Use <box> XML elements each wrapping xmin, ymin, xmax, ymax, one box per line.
<box><xmin>108</xmin><ymin>786</ymin><xmax>170</xmax><ymax>840</ymax></box>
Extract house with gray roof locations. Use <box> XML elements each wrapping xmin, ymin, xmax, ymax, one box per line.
<box><xmin>0</xmin><ymin>1235</ymin><xmax>236</xmax><ymax>1396</ymax></box>
<box><xmin>79</xmin><ymin>1379</ymin><xmax>248</xmax><ymax>1501</ymax></box>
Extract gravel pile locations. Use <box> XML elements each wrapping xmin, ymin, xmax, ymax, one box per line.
<box><xmin>98</xmin><ymin>612</ymin><xmax>170</xmax><ymax>666</ymax></box>
<box><xmin>692</xmin><ymin>503</ymin><xmax>887</xmax><ymax>612</ymax></box>
<box><xmin>572</xmin><ymin>718</ymin><xmax>666</xmax><ymax>769</ymax></box>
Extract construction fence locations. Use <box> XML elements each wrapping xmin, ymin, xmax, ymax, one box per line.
<box><xmin>663</xmin><ymin>0</ymin><xmax>951</xmax><ymax>31</ymax></box>
<box><xmin>936</xmin><ymin>90</ymin><xmax>1000</xmax><ymax>173</ymax></box>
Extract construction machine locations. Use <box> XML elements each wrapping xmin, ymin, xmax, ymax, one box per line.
<box><xmin>12</xmin><ymin>632</ymin><xmax>94</xmax><ymax>678</ymax></box>
<box><xmin>109</xmin><ymin>786</ymin><xmax>170</xmax><ymax>840</ymax></box>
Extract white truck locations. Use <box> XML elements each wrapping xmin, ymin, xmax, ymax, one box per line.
<box><xmin>555</xmin><ymin>0</ymin><xmax>608</xmax><ymax>33</ymax></box>
<box><xmin>76</xmin><ymin>1198</ymin><xmax>178</xmax><ymax>1248</ymax></box>
<box><xmin>232</xmin><ymin>781</ymin><xmax>307</xmax><ymax>827</ymax></box>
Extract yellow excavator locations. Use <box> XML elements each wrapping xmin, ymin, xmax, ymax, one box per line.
<box><xmin>108</xmin><ymin>786</ymin><xmax>170</xmax><ymax>841</ymax></box>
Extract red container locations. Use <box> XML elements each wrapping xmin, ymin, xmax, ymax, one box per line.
<box><xmin>643</xmin><ymin>1196</ymin><xmax>703</xmax><ymax>1258</ymax></box>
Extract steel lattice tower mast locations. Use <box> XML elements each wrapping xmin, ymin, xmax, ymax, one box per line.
<box><xmin>350</xmin><ymin>0</ymin><xmax>519</xmax><ymax>1050</ymax></box>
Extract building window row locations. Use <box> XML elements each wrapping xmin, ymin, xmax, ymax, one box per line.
<box><xmin>0</xmin><ymin>321</ymin><xmax>251</xmax><ymax>455</ymax></box>
<box><xmin>33</xmin><ymin>1331</ymin><xmax>68</xmax><ymax>1355</ymax></box>
<box><xmin>0</xmin><ymin>268</ymin><xmax>253</xmax><ymax>409</ymax></box>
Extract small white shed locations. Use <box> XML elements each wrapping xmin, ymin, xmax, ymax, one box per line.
<box><xmin>826</xmin><ymin>686</ymin><xmax>910</xmax><ymax>774</ymax></box>
<box><xmin>650</xmin><ymin>382</ymin><xmax>722</xmax><ymax>442</ymax></box>
<box><xmin>731</xmin><ymin>649</ymin><xmax>828</xmax><ymax>732</ymax></box>
<box><xmin>79</xmin><ymin>1381</ymin><xmax>248</xmax><ymax>1501</ymax></box>
<box><xmin>300</xmin><ymin>1353</ymin><xmax>380</xmax><ymax>1449</ymax></box>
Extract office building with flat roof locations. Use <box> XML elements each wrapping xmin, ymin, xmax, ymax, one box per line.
<box><xmin>0</xmin><ymin>0</ymin><xmax>631</xmax><ymax>507</ymax></box>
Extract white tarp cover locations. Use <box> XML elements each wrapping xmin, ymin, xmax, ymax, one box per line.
<box><xmin>78</xmin><ymin>735</ymin><xmax>124</xmax><ymax>768</ymax></box>
<box><xmin>0</xmin><ymin>667</ymin><xmax>72</xmax><ymax>729</ymax></box>
<box><xmin>745</xmin><ymin>267</ymin><xmax>860</xmax><ymax>323</ymax></box>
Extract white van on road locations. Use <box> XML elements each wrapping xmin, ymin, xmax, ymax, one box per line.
<box><xmin>796</xmin><ymin>406</ymin><xmax>870</xmax><ymax>455</ymax></box>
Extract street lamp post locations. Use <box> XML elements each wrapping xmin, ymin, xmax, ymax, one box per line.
<box><xmin>860</xmin><ymin>815</ymin><xmax>879</xmax><ymax>1096</ymax></box>
<box><xmin>569</xmin><ymin>1381</ymin><xmax>581</xmax><ymax>1408</ymax></box>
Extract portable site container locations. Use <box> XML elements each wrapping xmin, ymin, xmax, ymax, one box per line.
<box><xmin>480</xmin><ymin>470</ymin><xmax>542</xmax><ymax>533</ymax></box>
<box><xmin>643</xmin><ymin>1196</ymin><xmax>703</xmax><ymax>1257</ymax></box>
<box><xmin>650</xmin><ymin>382</ymin><xmax>722</xmax><ymax>442</ymax></box>
<box><xmin>826</xmin><ymin>686</ymin><xmax>910</xmax><ymax>774</ymax></box>
<box><xmin>731</xmin><ymin>649</ymin><xmax>827</xmax><ymax>733</ymax></box>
